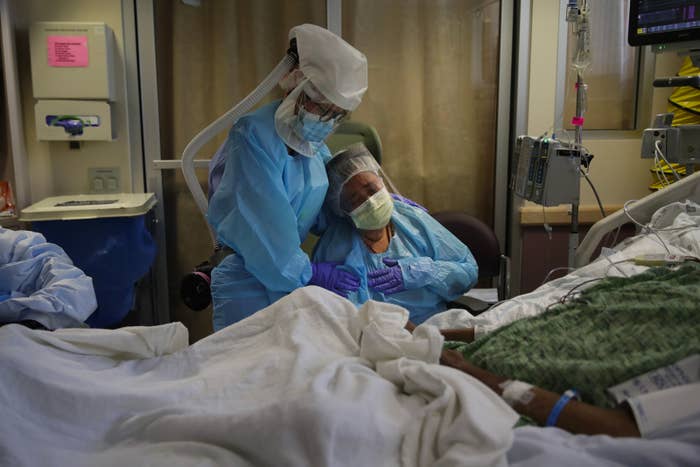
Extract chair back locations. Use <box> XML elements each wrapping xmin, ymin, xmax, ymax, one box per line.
<box><xmin>432</xmin><ymin>211</ymin><xmax>510</xmax><ymax>300</ymax></box>
<box><xmin>431</xmin><ymin>211</ymin><xmax>500</xmax><ymax>277</ymax></box>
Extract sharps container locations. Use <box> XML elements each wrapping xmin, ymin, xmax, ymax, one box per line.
<box><xmin>20</xmin><ymin>193</ymin><xmax>157</xmax><ymax>327</ymax></box>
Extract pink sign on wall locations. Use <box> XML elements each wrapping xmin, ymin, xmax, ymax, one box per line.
<box><xmin>47</xmin><ymin>35</ymin><xmax>89</xmax><ymax>67</ymax></box>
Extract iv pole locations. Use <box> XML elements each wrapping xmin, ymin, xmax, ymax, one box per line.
<box><xmin>566</xmin><ymin>0</ymin><xmax>590</xmax><ymax>267</ymax></box>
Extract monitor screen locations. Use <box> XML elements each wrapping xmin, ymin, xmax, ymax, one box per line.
<box><xmin>629</xmin><ymin>0</ymin><xmax>700</xmax><ymax>46</ymax></box>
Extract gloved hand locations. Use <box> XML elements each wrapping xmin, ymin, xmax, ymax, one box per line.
<box><xmin>390</xmin><ymin>193</ymin><xmax>428</xmax><ymax>212</ymax></box>
<box><xmin>309</xmin><ymin>262</ymin><xmax>360</xmax><ymax>298</ymax></box>
<box><xmin>367</xmin><ymin>258</ymin><xmax>405</xmax><ymax>295</ymax></box>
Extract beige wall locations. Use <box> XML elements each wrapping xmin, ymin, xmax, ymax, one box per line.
<box><xmin>12</xmin><ymin>0</ymin><xmax>136</xmax><ymax>203</ymax></box>
<box><xmin>527</xmin><ymin>0</ymin><xmax>683</xmax><ymax>209</ymax></box>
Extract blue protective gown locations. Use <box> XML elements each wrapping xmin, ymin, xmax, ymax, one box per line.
<box><xmin>0</xmin><ymin>228</ymin><xmax>96</xmax><ymax>329</ymax></box>
<box><xmin>312</xmin><ymin>201</ymin><xmax>478</xmax><ymax>324</ymax></box>
<box><xmin>207</xmin><ymin>100</ymin><xmax>331</xmax><ymax>331</ymax></box>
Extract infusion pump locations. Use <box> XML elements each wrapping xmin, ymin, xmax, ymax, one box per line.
<box><xmin>510</xmin><ymin>136</ymin><xmax>582</xmax><ymax>206</ymax></box>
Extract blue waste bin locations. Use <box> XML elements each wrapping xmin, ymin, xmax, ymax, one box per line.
<box><xmin>21</xmin><ymin>194</ymin><xmax>157</xmax><ymax>328</ymax></box>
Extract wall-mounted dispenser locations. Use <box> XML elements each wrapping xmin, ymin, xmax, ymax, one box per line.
<box><xmin>30</xmin><ymin>22</ymin><xmax>116</xmax><ymax>141</ymax></box>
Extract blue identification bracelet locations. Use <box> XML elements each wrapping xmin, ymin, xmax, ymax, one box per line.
<box><xmin>545</xmin><ymin>389</ymin><xmax>581</xmax><ymax>427</ymax></box>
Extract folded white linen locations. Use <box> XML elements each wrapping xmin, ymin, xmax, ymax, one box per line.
<box><xmin>0</xmin><ymin>286</ymin><xmax>516</xmax><ymax>467</ymax></box>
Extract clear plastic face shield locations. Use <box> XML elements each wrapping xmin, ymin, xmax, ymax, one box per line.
<box><xmin>340</xmin><ymin>171</ymin><xmax>385</xmax><ymax>213</ymax></box>
<box><xmin>297</xmin><ymin>84</ymin><xmax>349</xmax><ymax>123</ymax></box>
<box><xmin>275</xmin><ymin>79</ymin><xmax>349</xmax><ymax>156</ymax></box>
<box><xmin>326</xmin><ymin>143</ymin><xmax>397</xmax><ymax>230</ymax></box>
<box><xmin>274</xmin><ymin>24</ymin><xmax>367</xmax><ymax>157</ymax></box>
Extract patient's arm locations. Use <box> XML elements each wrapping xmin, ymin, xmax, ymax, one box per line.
<box><xmin>403</xmin><ymin>322</ymin><xmax>475</xmax><ymax>343</ymax></box>
<box><xmin>440</xmin><ymin>350</ymin><xmax>641</xmax><ymax>438</ymax></box>
<box><xmin>439</xmin><ymin>328</ymin><xmax>474</xmax><ymax>342</ymax></box>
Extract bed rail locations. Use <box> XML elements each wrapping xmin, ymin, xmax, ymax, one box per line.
<box><xmin>575</xmin><ymin>171</ymin><xmax>700</xmax><ymax>267</ymax></box>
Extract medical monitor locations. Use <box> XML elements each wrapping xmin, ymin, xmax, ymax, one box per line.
<box><xmin>629</xmin><ymin>1</ymin><xmax>700</xmax><ymax>47</ymax></box>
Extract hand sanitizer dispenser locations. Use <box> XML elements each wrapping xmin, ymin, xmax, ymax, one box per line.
<box><xmin>29</xmin><ymin>22</ymin><xmax>116</xmax><ymax>141</ymax></box>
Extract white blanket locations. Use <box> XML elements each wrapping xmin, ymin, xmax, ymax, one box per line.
<box><xmin>0</xmin><ymin>286</ymin><xmax>517</xmax><ymax>467</ymax></box>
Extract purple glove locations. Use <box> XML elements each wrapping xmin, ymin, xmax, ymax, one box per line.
<box><xmin>367</xmin><ymin>258</ymin><xmax>405</xmax><ymax>295</ymax></box>
<box><xmin>309</xmin><ymin>262</ymin><xmax>360</xmax><ymax>298</ymax></box>
<box><xmin>390</xmin><ymin>193</ymin><xmax>428</xmax><ymax>212</ymax></box>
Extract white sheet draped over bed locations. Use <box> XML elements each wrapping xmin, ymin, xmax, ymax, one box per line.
<box><xmin>0</xmin><ymin>286</ymin><xmax>517</xmax><ymax>467</ymax></box>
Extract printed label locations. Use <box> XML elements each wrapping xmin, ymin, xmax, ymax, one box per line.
<box><xmin>47</xmin><ymin>35</ymin><xmax>88</xmax><ymax>67</ymax></box>
<box><xmin>607</xmin><ymin>354</ymin><xmax>700</xmax><ymax>403</ymax></box>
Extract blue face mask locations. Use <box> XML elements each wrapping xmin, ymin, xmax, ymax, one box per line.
<box><xmin>294</xmin><ymin>108</ymin><xmax>336</xmax><ymax>143</ymax></box>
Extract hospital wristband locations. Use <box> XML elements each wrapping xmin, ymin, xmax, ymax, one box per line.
<box><xmin>545</xmin><ymin>389</ymin><xmax>581</xmax><ymax>427</ymax></box>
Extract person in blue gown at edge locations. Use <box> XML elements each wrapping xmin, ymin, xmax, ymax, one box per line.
<box><xmin>312</xmin><ymin>143</ymin><xmax>479</xmax><ymax>325</ymax></box>
<box><xmin>206</xmin><ymin>24</ymin><xmax>368</xmax><ymax>331</ymax></box>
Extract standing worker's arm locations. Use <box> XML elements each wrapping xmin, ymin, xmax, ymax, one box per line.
<box><xmin>207</xmin><ymin>122</ymin><xmax>314</xmax><ymax>292</ymax></box>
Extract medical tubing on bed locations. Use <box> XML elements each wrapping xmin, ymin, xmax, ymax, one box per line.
<box><xmin>545</xmin><ymin>389</ymin><xmax>581</xmax><ymax>427</ymax></box>
<box><xmin>654</xmin><ymin>140</ymin><xmax>682</xmax><ymax>182</ymax></box>
<box><xmin>574</xmin><ymin>172</ymin><xmax>700</xmax><ymax>267</ymax></box>
<box><xmin>181</xmin><ymin>53</ymin><xmax>298</xmax><ymax>244</ymax></box>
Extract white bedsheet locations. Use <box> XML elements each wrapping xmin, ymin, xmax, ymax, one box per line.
<box><xmin>426</xmin><ymin>200</ymin><xmax>700</xmax><ymax>337</ymax></box>
<box><xmin>508</xmin><ymin>416</ymin><xmax>700</xmax><ymax>467</ymax></box>
<box><xmin>0</xmin><ymin>286</ymin><xmax>517</xmax><ymax>467</ymax></box>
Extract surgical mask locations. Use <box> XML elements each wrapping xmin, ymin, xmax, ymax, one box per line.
<box><xmin>349</xmin><ymin>188</ymin><xmax>394</xmax><ymax>230</ymax></box>
<box><xmin>294</xmin><ymin>108</ymin><xmax>336</xmax><ymax>142</ymax></box>
<box><xmin>275</xmin><ymin>87</ymin><xmax>315</xmax><ymax>157</ymax></box>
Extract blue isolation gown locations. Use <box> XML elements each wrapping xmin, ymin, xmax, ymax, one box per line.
<box><xmin>207</xmin><ymin>100</ymin><xmax>331</xmax><ymax>331</ymax></box>
<box><xmin>312</xmin><ymin>201</ymin><xmax>478</xmax><ymax>324</ymax></box>
<box><xmin>0</xmin><ymin>227</ymin><xmax>96</xmax><ymax>329</ymax></box>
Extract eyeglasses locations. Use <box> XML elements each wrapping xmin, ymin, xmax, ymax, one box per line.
<box><xmin>298</xmin><ymin>92</ymin><xmax>349</xmax><ymax>122</ymax></box>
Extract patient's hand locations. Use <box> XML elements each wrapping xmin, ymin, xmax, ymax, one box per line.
<box><xmin>405</xmin><ymin>320</ymin><xmax>416</xmax><ymax>333</ymax></box>
<box><xmin>439</xmin><ymin>349</ymin><xmax>465</xmax><ymax>368</ymax></box>
<box><xmin>440</xmin><ymin>328</ymin><xmax>475</xmax><ymax>343</ymax></box>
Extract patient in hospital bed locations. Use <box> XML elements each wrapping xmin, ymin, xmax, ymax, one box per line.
<box><xmin>434</xmin><ymin>261</ymin><xmax>700</xmax><ymax>438</ymax></box>
<box><xmin>312</xmin><ymin>143</ymin><xmax>478</xmax><ymax>324</ymax></box>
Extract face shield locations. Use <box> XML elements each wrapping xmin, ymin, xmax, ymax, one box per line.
<box><xmin>274</xmin><ymin>24</ymin><xmax>368</xmax><ymax>157</ymax></box>
<box><xmin>275</xmin><ymin>79</ymin><xmax>347</xmax><ymax>156</ymax></box>
<box><xmin>326</xmin><ymin>143</ymin><xmax>394</xmax><ymax>231</ymax></box>
<box><xmin>290</xmin><ymin>24</ymin><xmax>368</xmax><ymax>111</ymax></box>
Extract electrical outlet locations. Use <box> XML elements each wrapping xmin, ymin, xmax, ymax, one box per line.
<box><xmin>88</xmin><ymin>167</ymin><xmax>120</xmax><ymax>193</ymax></box>
<box><xmin>641</xmin><ymin>128</ymin><xmax>671</xmax><ymax>159</ymax></box>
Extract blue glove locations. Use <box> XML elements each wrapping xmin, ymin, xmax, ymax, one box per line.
<box><xmin>390</xmin><ymin>193</ymin><xmax>428</xmax><ymax>212</ymax></box>
<box><xmin>309</xmin><ymin>262</ymin><xmax>360</xmax><ymax>298</ymax></box>
<box><xmin>367</xmin><ymin>258</ymin><xmax>406</xmax><ymax>295</ymax></box>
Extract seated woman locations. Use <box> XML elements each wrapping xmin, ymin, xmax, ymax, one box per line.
<box><xmin>434</xmin><ymin>262</ymin><xmax>700</xmax><ymax>438</ymax></box>
<box><xmin>312</xmin><ymin>143</ymin><xmax>478</xmax><ymax>324</ymax></box>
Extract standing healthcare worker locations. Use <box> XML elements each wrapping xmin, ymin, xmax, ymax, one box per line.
<box><xmin>206</xmin><ymin>24</ymin><xmax>368</xmax><ymax>331</ymax></box>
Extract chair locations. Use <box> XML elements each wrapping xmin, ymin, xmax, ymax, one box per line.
<box><xmin>326</xmin><ymin>121</ymin><xmax>383</xmax><ymax>162</ymax></box>
<box><xmin>431</xmin><ymin>211</ymin><xmax>510</xmax><ymax>312</ymax></box>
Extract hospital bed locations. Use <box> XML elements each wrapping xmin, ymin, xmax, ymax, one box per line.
<box><xmin>424</xmin><ymin>181</ymin><xmax>700</xmax><ymax>465</ymax></box>
<box><xmin>430</xmin><ymin>172</ymin><xmax>700</xmax><ymax>333</ymax></box>
<box><xmin>1</xmin><ymin>188</ymin><xmax>699</xmax><ymax>466</ymax></box>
